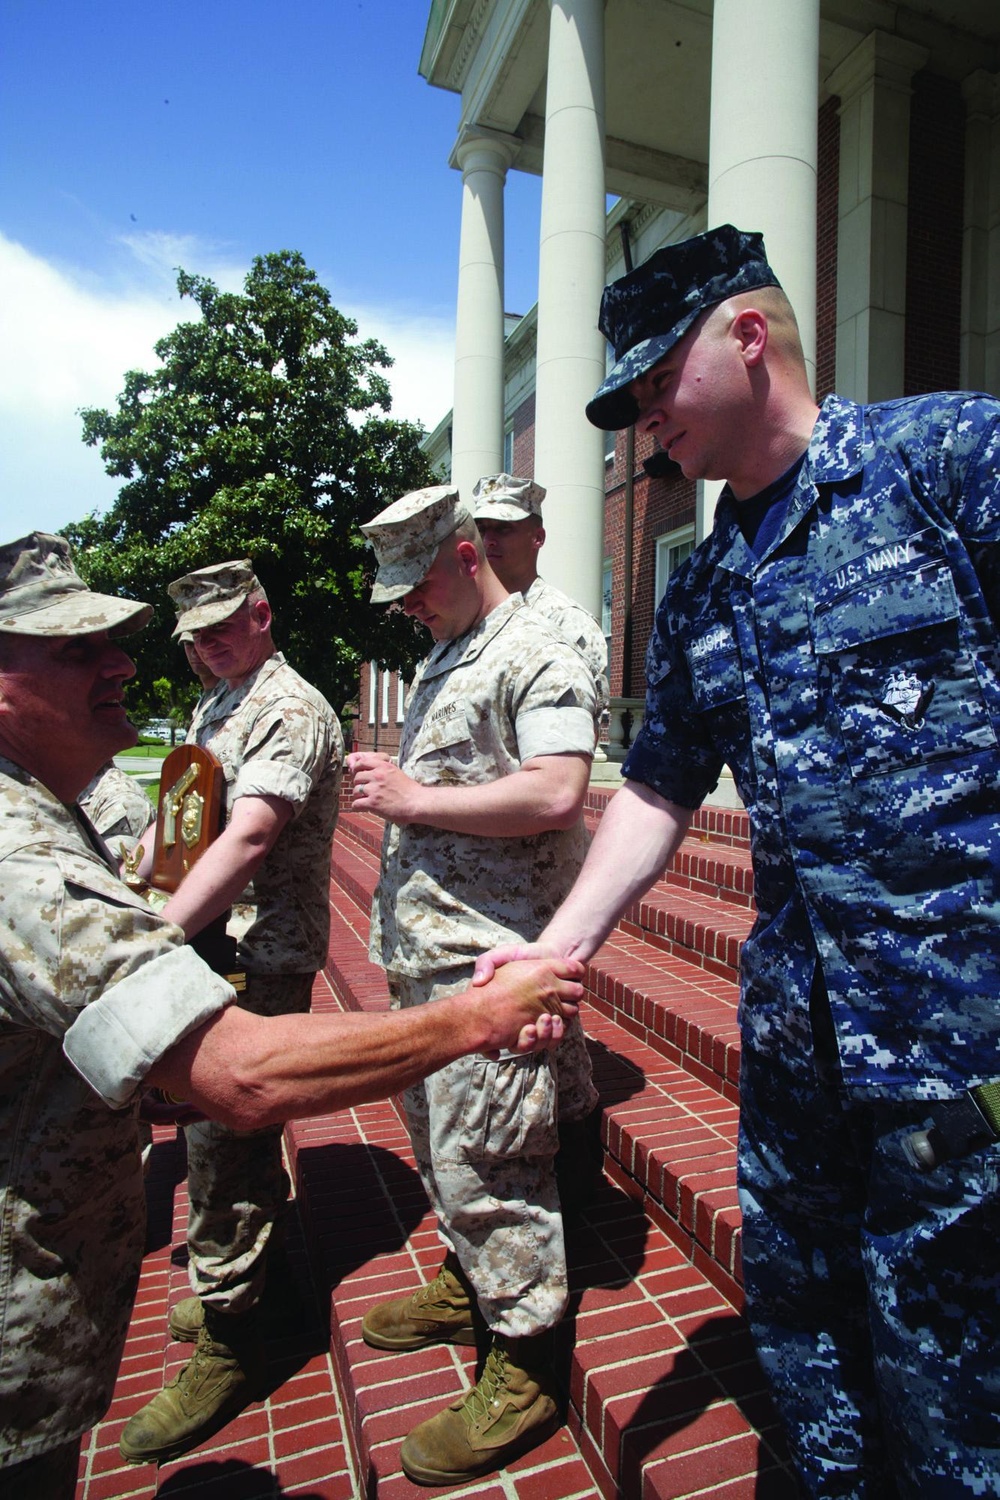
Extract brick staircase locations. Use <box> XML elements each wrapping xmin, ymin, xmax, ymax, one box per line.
<box><xmin>77</xmin><ymin>785</ymin><xmax>800</xmax><ymax>1499</ymax></box>
<box><xmin>281</xmin><ymin>786</ymin><xmax>801</xmax><ymax>1499</ymax></box>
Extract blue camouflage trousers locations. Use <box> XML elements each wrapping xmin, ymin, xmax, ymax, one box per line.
<box><xmin>184</xmin><ymin>972</ymin><xmax>314</xmax><ymax>1314</ymax></box>
<box><xmin>390</xmin><ymin>964</ymin><xmax>570</xmax><ymax>1336</ymax></box>
<box><xmin>738</xmin><ymin>1042</ymin><xmax>1000</xmax><ymax>1498</ymax></box>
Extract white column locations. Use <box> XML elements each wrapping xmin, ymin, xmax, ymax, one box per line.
<box><xmin>828</xmin><ymin>31</ymin><xmax>928</xmax><ymax>402</ymax></box>
<box><xmin>451</xmin><ymin>131</ymin><xmax>517</xmax><ymax>500</ymax></box>
<box><xmin>961</xmin><ymin>71</ymin><xmax>1000</xmax><ymax>397</ymax></box>
<box><xmin>698</xmin><ymin>0</ymin><xmax>820</xmax><ymax>539</ymax></box>
<box><xmin>533</xmin><ymin>0</ymin><xmax>607</xmax><ymax>619</ymax></box>
<box><xmin>709</xmin><ymin>0</ymin><xmax>820</xmax><ymax>388</ymax></box>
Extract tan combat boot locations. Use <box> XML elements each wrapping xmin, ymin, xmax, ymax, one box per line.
<box><xmin>362</xmin><ymin>1251</ymin><xmax>477</xmax><ymax>1350</ymax></box>
<box><xmin>399</xmin><ymin>1329</ymin><xmax>560</xmax><ymax>1485</ymax></box>
<box><xmin>119</xmin><ymin>1306</ymin><xmax>264</xmax><ymax>1464</ymax></box>
<box><xmin>168</xmin><ymin>1296</ymin><xmax>204</xmax><ymax>1342</ymax></box>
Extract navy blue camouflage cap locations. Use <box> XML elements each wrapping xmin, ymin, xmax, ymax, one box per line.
<box><xmin>586</xmin><ymin>225</ymin><xmax>782</xmax><ymax>431</ymax></box>
<box><xmin>361</xmin><ymin>485</ymin><xmax>473</xmax><ymax>603</ymax></box>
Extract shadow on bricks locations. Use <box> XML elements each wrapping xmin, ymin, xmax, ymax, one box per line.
<box><xmin>587</xmin><ymin>1034</ymin><xmax>648</xmax><ymax>1107</ymax></box>
<box><xmin>292</xmin><ymin>1141</ymin><xmax>429</xmax><ymax>1282</ymax></box>
<box><xmin>154</xmin><ymin>1456</ymin><xmax>329</xmax><ymax>1498</ymax></box>
<box><xmin>142</xmin><ymin>1130</ymin><xmax>189</xmax><ymax>1255</ymax></box>
<box><xmin>618</xmin><ymin>1312</ymin><xmax>800</xmax><ymax>1497</ymax></box>
<box><xmin>556</xmin><ymin>1175</ymin><xmax>652</xmax><ymax>1394</ymax></box>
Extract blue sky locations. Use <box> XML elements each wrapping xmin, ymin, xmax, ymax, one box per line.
<box><xmin>0</xmin><ymin>0</ymin><xmax>543</xmax><ymax>538</ymax></box>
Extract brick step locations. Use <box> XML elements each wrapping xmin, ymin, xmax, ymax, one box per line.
<box><xmin>321</xmin><ymin>869</ymin><xmax>741</xmax><ymax>1295</ymax></box>
<box><xmin>75</xmin><ymin>1112</ymin><xmax>356</xmax><ymax>1500</ymax></box>
<box><xmin>337</xmin><ymin>808</ymin><xmax>754</xmax><ymax>988</ymax></box>
<box><xmin>587</xmin><ymin>787</ymin><xmax>752</xmax><ymax>854</ymax></box>
<box><xmin>287</xmin><ymin>961</ymin><xmax>796</xmax><ymax>1499</ymax></box>
<box><xmin>331</xmin><ymin>817</ymin><xmax>743</xmax><ymax>1099</ymax></box>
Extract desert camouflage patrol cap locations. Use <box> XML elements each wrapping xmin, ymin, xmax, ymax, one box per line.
<box><xmin>168</xmin><ymin>559</ymin><xmax>258</xmax><ymax>636</ymax></box>
<box><xmin>471</xmin><ymin>473</ymin><xmax>547</xmax><ymax>524</ymax></box>
<box><xmin>586</xmin><ymin>224</ymin><xmax>782</xmax><ymax>431</ymax></box>
<box><xmin>362</xmin><ymin>485</ymin><xmax>472</xmax><ymax>603</ymax></box>
<box><xmin>0</xmin><ymin>531</ymin><xmax>152</xmax><ymax>636</ymax></box>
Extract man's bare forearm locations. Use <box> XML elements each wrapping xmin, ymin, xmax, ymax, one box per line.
<box><xmin>540</xmin><ymin>781</ymin><xmax>692</xmax><ymax>961</ymax></box>
<box><xmin>348</xmin><ymin>750</ymin><xmax>591</xmax><ymax>836</ymax></box>
<box><xmin>162</xmin><ymin>794</ymin><xmax>291</xmax><ymax>938</ymax></box>
<box><xmin>145</xmin><ymin>958</ymin><xmax>583</xmax><ymax>1129</ymax></box>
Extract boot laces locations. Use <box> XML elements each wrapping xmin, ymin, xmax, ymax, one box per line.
<box><xmin>464</xmin><ymin>1342</ymin><xmax>508</xmax><ymax>1422</ymax></box>
<box><xmin>415</xmin><ymin>1262</ymin><xmax>458</xmax><ymax>1308</ymax></box>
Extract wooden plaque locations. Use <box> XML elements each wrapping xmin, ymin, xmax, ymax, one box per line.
<box><xmin>149</xmin><ymin>744</ymin><xmax>226</xmax><ymax>893</ymax></box>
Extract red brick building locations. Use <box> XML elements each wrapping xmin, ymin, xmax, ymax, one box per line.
<box><xmin>355</xmin><ymin>2</ymin><xmax>999</xmax><ymax>772</ymax></box>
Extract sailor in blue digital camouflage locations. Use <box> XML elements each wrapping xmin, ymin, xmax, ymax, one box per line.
<box><xmin>479</xmin><ymin>224</ymin><xmax>1000</xmax><ymax>1498</ymax></box>
<box><xmin>471</xmin><ymin>471</ymin><xmax>610</xmax><ymax>724</ymax></box>
<box><xmin>349</xmin><ymin>484</ymin><xmax>599</xmax><ymax>1484</ymax></box>
<box><xmin>0</xmin><ymin>531</ymin><xmax>583</xmax><ymax>1496</ymax></box>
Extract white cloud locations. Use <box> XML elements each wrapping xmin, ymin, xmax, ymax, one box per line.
<box><xmin>345</xmin><ymin>301</ymin><xmax>455</xmax><ymax>435</ymax></box>
<box><xmin>0</xmin><ymin>233</ymin><xmax>456</xmax><ymax>543</ymax></box>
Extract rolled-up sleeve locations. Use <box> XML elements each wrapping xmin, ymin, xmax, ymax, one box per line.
<box><xmin>0</xmin><ymin>838</ymin><xmax>233</xmax><ymax>1109</ymax></box>
<box><xmin>513</xmin><ymin>637</ymin><xmax>598</xmax><ymax>762</ymax></box>
<box><xmin>65</xmin><ymin>945</ymin><xmax>233</xmax><ymax>1107</ymax></box>
<box><xmin>230</xmin><ymin>696</ymin><xmax>333</xmax><ymax>817</ymax></box>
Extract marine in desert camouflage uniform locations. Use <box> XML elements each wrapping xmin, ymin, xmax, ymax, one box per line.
<box><xmin>479</xmin><ymin>224</ymin><xmax>1000</xmax><ymax>1498</ymax></box>
<box><xmin>349</xmin><ymin>484</ymin><xmax>598</xmax><ymax>1485</ymax></box>
<box><xmin>470</xmin><ymin>474</ymin><xmax>608</xmax><ymax>1156</ymax></box>
<box><xmin>0</xmin><ymin>532</ymin><xmax>582</xmax><ymax>1496</ymax></box>
<box><xmin>79</xmin><ymin>760</ymin><xmax>153</xmax><ymax>847</ymax></box>
<box><xmin>472</xmin><ymin>471</ymin><xmax>609</xmax><ymax>724</ymax></box>
<box><xmin>120</xmin><ymin>559</ymin><xmax>343</xmax><ymax>1462</ymax></box>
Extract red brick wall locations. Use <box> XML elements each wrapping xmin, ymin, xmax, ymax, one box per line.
<box><xmin>816</xmin><ymin>95</ymin><xmax>840</xmax><ymax>402</ymax></box>
<box><xmin>602</xmin><ymin>426</ymin><xmax>697</xmax><ymax>696</ymax></box>
<box><xmin>354</xmin><ymin>661</ymin><xmax>404</xmax><ymax>755</ymax></box>
<box><xmin>512</xmin><ymin>391</ymin><xmax>536</xmax><ymax>475</ymax></box>
<box><xmin>905</xmin><ymin>72</ymin><xmax>964</xmax><ymax>395</ymax></box>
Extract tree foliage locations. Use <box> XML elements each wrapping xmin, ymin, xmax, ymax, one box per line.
<box><xmin>67</xmin><ymin>250</ymin><xmax>431</xmax><ymax>725</ymax></box>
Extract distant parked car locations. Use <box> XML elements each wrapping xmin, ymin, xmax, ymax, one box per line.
<box><xmin>141</xmin><ymin>719</ymin><xmax>177</xmax><ymax>742</ymax></box>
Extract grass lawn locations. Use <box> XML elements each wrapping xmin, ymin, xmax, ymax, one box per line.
<box><xmin>118</xmin><ymin>743</ymin><xmax>175</xmax><ymax>760</ymax></box>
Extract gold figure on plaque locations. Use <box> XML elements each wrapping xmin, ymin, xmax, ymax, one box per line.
<box><xmin>162</xmin><ymin>764</ymin><xmax>199</xmax><ymax>849</ymax></box>
<box><xmin>180</xmin><ymin>790</ymin><xmax>205</xmax><ymax>850</ymax></box>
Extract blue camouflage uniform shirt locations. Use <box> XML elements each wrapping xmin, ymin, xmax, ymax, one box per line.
<box><xmin>624</xmin><ymin>392</ymin><xmax>1000</xmax><ymax>1100</ymax></box>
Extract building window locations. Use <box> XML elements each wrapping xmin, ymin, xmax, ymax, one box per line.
<box><xmin>655</xmin><ymin>526</ymin><xmax>695</xmax><ymax>603</ymax></box>
<box><xmin>503</xmin><ymin>424</ymin><xmax>514</xmax><ymax>473</ymax></box>
<box><xmin>396</xmin><ymin>675</ymin><xmax>406</xmax><ymax>723</ymax></box>
<box><xmin>380</xmin><ymin>670</ymin><xmax>390</xmax><ymax>725</ymax></box>
<box><xmin>602</xmin><ymin>558</ymin><xmax>613</xmax><ymax>648</ymax></box>
<box><xmin>603</xmin><ymin>345</ymin><xmax>616</xmax><ymax>462</ymax></box>
<box><xmin>367</xmin><ymin>661</ymin><xmax>378</xmax><ymax>725</ymax></box>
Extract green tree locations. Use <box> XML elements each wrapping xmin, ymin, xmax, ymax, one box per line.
<box><xmin>68</xmin><ymin>250</ymin><xmax>431</xmax><ymax>723</ymax></box>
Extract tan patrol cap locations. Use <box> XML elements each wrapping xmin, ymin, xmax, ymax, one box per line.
<box><xmin>361</xmin><ymin>485</ymin><xmax>472</xmax><ymax>603</ymax></box>
<box><xmin>0</xmin><ymin>532</ymin><xmax>152</xmax><ymax>637</ymax></box>
<box><xmin>168</xmin><ymin>559</ymin><xmax>258</xmax><ymax>636</ymax></box>
<box><xmin>471</xmin><ymin>473</ymin><xmax>546</xmax><ymax>523</ymax></box>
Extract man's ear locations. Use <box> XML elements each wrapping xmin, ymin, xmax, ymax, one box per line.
<box><xmin>250</xmin><ymin>596</ymin><xmax>273</xmax><ymax>632</ymax></box>
<box><xmin>533</xmin><ymin>525</ymin><xmax>546</xmax><ymax>556</ymax></box>
<box><xmin>732</xmin><ymin>308</ymin><xmax>768</xmax><ymax>368</ymax></box>
<box><xmin>455</xmin><ymin>539</ymin><xmax>480</xmax><ymax>577</ymax></box>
